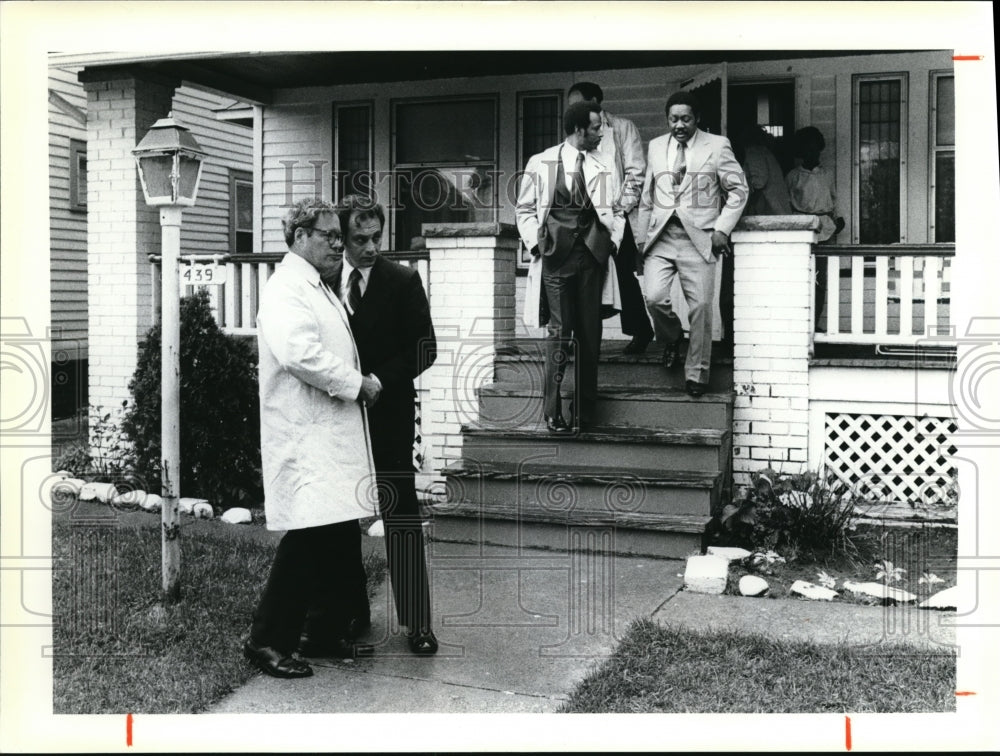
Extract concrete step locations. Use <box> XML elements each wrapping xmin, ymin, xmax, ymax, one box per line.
<box><xmin>494</xmin><ymin>338</ymin><xmax>734</xmax><ymax>389</ymax></box>
<box><xmin>477</xmin><ymin>383</ymin><xmax>733</xmax><ymax>431</ymax></box>
<box><xmin>459</xmin><ymin>422</ymin><xmax>730</xmax><ymax>472</ymax></box>
<box><xmin>427</xmin><ymin>500</ymin><xmax>708</xmax><ymax>560</ymax></box>
<box><xmin>443</xmin><ymin>459</ymin><xmax>720</xmax><ymax>517</ymax></box>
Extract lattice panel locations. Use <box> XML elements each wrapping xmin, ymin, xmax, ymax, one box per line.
<box><xmin>824</xmin><ymin>413</ymin><xmax>958</xmax><ymax>506</ymax></box>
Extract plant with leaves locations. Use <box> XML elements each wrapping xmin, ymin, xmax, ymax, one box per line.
<box><xmin>705</xmin><ymin>467</ymin><xmax>869</xmax><ymax>561</ymax></box>
<box><xmin>874</xmin><ymin>560</ymin><xmax>907</xmax><ymax>585</ymax></box>
<box><xmin>53</xmin><ymin>404</ymin><xmax>132</xmax><ymax>482</ymax></box>
<box><xmin>121</xmin><ymin>290</ymin><xmax>263</xmax><ymax>511</ymax></box>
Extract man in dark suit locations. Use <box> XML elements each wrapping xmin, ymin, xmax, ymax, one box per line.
<box><xmin>516</xmin><ymin>101</ymin><xmax>624</xmax><ymax>432</ymax></box>
<box><xmin>306</xmin><ymin>194</ymin><xmax>439</xmax><ymax>656</ymax></box>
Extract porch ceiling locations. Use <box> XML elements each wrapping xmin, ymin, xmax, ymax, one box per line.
<box><xmin>69</xmin><ymin>50</ymin><xmax>912</xmax><ymax>105</ymax></box>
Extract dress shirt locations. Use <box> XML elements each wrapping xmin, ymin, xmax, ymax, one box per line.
<box><xmin>339</xmin><ymin>259</ymin><xmax>372</xmax><ymax>315</ymax></box>
<box><xmin>561</xmin><ymin>141</ymin><xmax>586</xmax><ymax>193</ymax></box>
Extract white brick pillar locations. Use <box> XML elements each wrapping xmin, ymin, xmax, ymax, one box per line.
<box><xmin>423</xmin><ymin>222</ymin><xmax>518</xmax><ymax>480</ymax></box>
<box><xmin>80</xmin><ymin>69</ymin><xmax>178</xmax><ymax>416</ymax></box>
<box><xmin>730</xmin><ymin>216</ymin><xmax>819</xmax><ymax>486</ymax></box>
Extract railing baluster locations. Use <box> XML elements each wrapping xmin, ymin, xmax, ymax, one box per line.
<box><xmin>850</xmin><ymin>256</ymin><xmax>865</xmax><ymax>335</ymax></box>
<box><xmin>899</xmin><ymin>256</ymin><xmax>914</xmax><ymax>337</ymax></box>
<box><xmin>241</xmin><ymin>263</ymin><xmax>253</xmax><ymax>331</ymax></box>
<box><xmin>924</xmin><ymin>255</ymin><xmax>941</xmax><ymax>338</ymax></box>
<box><xmin>874</xmin><ymin>256</ymin><xmax>889</xmax><ymax>336</ymax></box>
<box><xmin>224</xmin><ymin>263</ymin><xmax>237</xmax><ymax>329</ymax></box>
<box><xmin>824</xmin><ymin>255</ymin><xmax>839</xmax><ymax>337</ymax></box>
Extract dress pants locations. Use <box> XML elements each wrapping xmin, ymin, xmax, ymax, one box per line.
<box><xmin>614</xmin><ymin>219</ymin><xmax>655</xmax><ymax>339</ymax></box>
<box><xmin>643</xmin><ymin>221</ymin><xmax>716</xmax><ymax>385</ymax></box>
<box><xmin>542</xmin><ymin>241</ymin><xmax>603</xmax><ymax>423</ymax></box>
<box><xmin>251</xmin><ymin>520</ymin><xmax>364</xmax><ymax>654</ymax></box>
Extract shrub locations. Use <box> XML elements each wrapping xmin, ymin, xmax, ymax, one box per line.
<box><xmin>705</xmin><ymin>468</ymin><xmax>869</xmax><ymax>561</ymax></box>
<box><xmin>121</xmin><ymin>290</ymin><xmax>262</xmax><ymax>510</ymax></box>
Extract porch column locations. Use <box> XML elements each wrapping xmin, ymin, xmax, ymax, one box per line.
<box><xmin>80</xmin><ymin>68</ymin><xmax>179</xmax><ymax>418</ymax></box>
<box><xmin>730</xmin><ymin>216</ymin><xmax>819</xmax><ymax>486</ymax></box>
<box><xmin>423</xmin><ymin>222</ymin><xmax>518</xmax><ymax>483</ymax></box>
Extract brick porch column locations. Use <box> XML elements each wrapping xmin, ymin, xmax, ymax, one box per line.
<box><xmin>422</xmin><ymin>222</ymin><xmax>518</xmax><ymax>482</ymax></box>
<box><xmin>730</xmin><ymin>216</ymin><xmax>819</xmax><ymax>486</ymax></box>
<box><xmin>80</xmin><ymin>68</ymin><xmax>179</xmax><ymax>417</ymax></box>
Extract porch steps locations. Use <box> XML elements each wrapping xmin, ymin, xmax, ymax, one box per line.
<box><xmin>427</xmin><ymin>339</ymin><xmax>734</xmax><ymax>559</ymax></box>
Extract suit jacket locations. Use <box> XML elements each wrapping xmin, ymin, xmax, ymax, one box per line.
<box><xmin>599</xmin><ymin>110</ymin><xmax>646</xmax><ymax>218</ymax></box>
<box><xmin>324</xmin><ymin>256</ymin><xmax>436</xmax><ymax>464</ymax></box>
<box><xmin>636</xmin><ymin>130</ymin><xmax>749</xmax><ymax>262</ymax></box>
<box><xmin>515</xmin><ymin>141</ymin><xmax>626</xmax><ymax>257</ymax></box>
<box><xmin>257</xmin><ymin>252</ymin><xmax>376</xmax><ymax>530</ymax></box>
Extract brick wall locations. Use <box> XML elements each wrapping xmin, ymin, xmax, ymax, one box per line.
<box><xmin>82</xmin><ymin>73</ymin><xmax>177</xmax><ymax>417</ymax></box>
<box><xmin>730</xmin><ymin>216</ymin><xmax>819</xmax><ymax>486</ymax></box>
<box><xmin>423</xmin><ymin>223</ymin><xmax>518</xmax><ymax>482</ymax></box>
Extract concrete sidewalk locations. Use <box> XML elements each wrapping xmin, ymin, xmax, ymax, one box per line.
<box><xmin>209</xmin><ymin>537</ymin><xmax>957</xmax><ymax>714</ymax></box>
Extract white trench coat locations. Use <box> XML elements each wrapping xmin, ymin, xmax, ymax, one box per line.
<box><xmin>256</xmin><ymin>252</ymin><xmax>377</xmax><ymax>531</ymax></box>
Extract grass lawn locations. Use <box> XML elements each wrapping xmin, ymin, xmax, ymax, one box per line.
<box><xmin>560</xmin><ymin>618</ymin><xmax>956</xmax><ymax>713</ymax></box>
<box><xmin>52</xmin><ymin>518</ymin><xmax>386</xmax><ymax>714</ymax></box>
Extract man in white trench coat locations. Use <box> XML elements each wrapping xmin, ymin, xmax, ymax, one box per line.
<box><xmin>244</xmin><ymin>198</ymin><xmax>382</xmax><ymax>679</ymax></box>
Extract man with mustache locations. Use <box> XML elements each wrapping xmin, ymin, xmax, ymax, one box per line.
<box><xmin>636</xmin><ymin>91</ymin><xmax>748</xmax><ymax>396</ymax></box>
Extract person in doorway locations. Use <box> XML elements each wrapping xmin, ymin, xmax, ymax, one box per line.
<box><xmin>516</xmin><ymin>100</ymin><xmax>624</xmax><ymax>432</ymax></box>
<box><xmin>738</xmin><ymin>123</ymin><xmax>792</xmax><ymax>215</ymax></box>
<box><xmin>245</xmin><ymin>198</ymin><xmax>381</xmax><ymax>678</ymax></box>
<box><xmin>567</xmin><ymin>81</ymin><xmax>655</xmax><ymax>354</ymax></box>
<box><xmin>635</xmin><ymin>91</ymin><xmax>749</xmax><ymax>397</ymax></box>
<box><xmin>310</xmin><ymin>194</ymin><xmax>439</xmax><ymax>656</ymax></box>
<box><xmin>786</xmin><ymin>126</ymin><xmax>845</xmax><ymax>330</ymax></box>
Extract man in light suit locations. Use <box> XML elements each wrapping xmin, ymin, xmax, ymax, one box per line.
<box><xmin>245</xmin><ymin>198</ymin><xmax>381</xmax><ymax>678</ymax></box>
<box><xmin>311</xmin><ymin>195</ymin><xmax>439</xmax><ymax>656</ymax></box>
<box><xmin>567</xmin><ymin>82</ymin><xmax>654</xmax><ymax>354</ymax></box>
<box><xmin>636</xmin><ymin>91</ymin><xmax>748</xmax><ymax>396</ymax></box>
<box><xmin>516</xmin><ymin>100</ymin><xmax>624</xmax><ymax>432</ymax></box>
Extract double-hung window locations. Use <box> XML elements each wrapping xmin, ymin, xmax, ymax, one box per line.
<box><xmin>929</xmin><ymin>72</ymin><xmax>955</xmax><ymax>243</ymax></box>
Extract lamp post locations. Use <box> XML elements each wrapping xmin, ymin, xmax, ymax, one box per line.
<box><xmin>132</xmin><ymin>113</ymin><xmax>206</xmax><ymax>602</ymax></box>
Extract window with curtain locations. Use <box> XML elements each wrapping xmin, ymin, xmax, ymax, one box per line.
<box><xmin>854</xmin><ymin>75</ymin><xmax>907</xmax><ymax>243</ymax></box>
<box><xmin>335</xmin><ymin>103</ymin><xmax>373</xmax><ymax>201</ymax></box>
<box><xmin>930</xmin><ymin>73</ymin><xmax>955</xmax><ymax>243</ymax></box>
<box><xmin>392</xmin><ymin>97</ymin><xmax>498</xmax><ymax>249</ymax></box>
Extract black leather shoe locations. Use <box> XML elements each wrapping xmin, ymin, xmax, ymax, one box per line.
<box><xmin>622</xmin><ymin>334</ymin><xmax>652</xmax><ymax>355</ymax></box>
<box><xmin>407</xmin><ymin>627</ymin><xmax>439</xmax><ymax>656</ymax></box>
<box><xmin>243</xmin><ymin>639</ymin><xmax>313</xmax><ymax>678</ymax></box>
<box><xmin>685</xmin><ymin>379</ymin><xmax>708</xmax><ymax>397</ymax></box>
<box><xmin>298</xmin><ymin>634</ymin><xmax>375</xmax><ymax>659</ymax></box>
<box><xmin>661</xmin><ymin>339</ymin><xmax>681</xmax><ymax>369</ymax></box>
<box><xmin>544</xmin><ymin>414</ymin><xmax>571</xmax><ymax>434</ymax></box>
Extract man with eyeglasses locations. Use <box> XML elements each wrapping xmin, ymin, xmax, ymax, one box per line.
<box><xmin>244</xmin><ymin>197</ymin><xmax>382</xmax><ymax>679</ymax></box>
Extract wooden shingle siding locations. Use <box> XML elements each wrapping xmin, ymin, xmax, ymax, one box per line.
<box><xmin>49</xmin><ymin>66</ymin><xmax>89</xmax><ymax>355</ymax></box>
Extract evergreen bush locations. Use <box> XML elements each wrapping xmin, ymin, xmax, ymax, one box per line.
<box><xmin>121</xmin><ymin>290</ymin><xmax>262</xmax><ymax>510</ymax></box>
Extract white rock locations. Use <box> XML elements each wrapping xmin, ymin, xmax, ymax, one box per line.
<box><xmin>139</xmin><ymin>493</ymin><xmax>163</xmax><ymax>513</ymax></box>
<box><xmin>96</xmin><ymin>482</ymin><xmax>119</xmax><ymax>503</ymax></box>
<box><xmin>366</xmin><ymin>519</ymin><xmax>385</xmax><ymax>538</ymax></box>
<box><xmin>790</xmin><ymin>580</ymin><xmax>839</xmax><ymax>601</ymax></box>
<box><xmin>919</xmin><ymin>585</ymin><xmax>959</xmax><ymax>610</ymax></box>
<box><xmin>178</xmin><ymin>497</ymin><xmax>209</xmax><ymax>515</ymax></box>
<box><xmin>53</xmin><ymin>478</ymin><xmax>85</xmax><ymax>497</ymax></box>
<box><xmin>841</xmin><ymin>581</ymin><xmax>916</xmax><ymax>603</ymax></box>
<box><xmin>54</xmin><ymin>469</ymin><xmax>72</xmax><ymax>479</ymax></box>
<box><xmin>220</xmin><ymin>507</ymin><xmax>252</xmax><ymax>524</ymax></box>
<box><xmin>683</xmin><ymin>554</ymin><xmax>729</xmax><ymax>595</ymax></box>
<box><xmin>193</xmin><ymin>502</ymin><xmax>214</xmax><ymax>520</ymax></box>
<box><xmin>77</xmin><ymin>482</ymin><xmax>100</xmax><ymax>501</ymax></box>
<box><xmin>739</xmin><ymin>575</ymin><xmax>770</xmax><ymax>597</ymax></box>
<box><xmin>707</xmin><ymin>546</ymin><xmax>752</xmax><ymax>562</ymax></box>
<box><xmin>112</xmin><ymin>489</ymin><xmax>147</xmax><ymax>507</ymax></box>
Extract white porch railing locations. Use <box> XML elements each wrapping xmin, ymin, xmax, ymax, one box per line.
<box><xmin>813</xmin><ymin>244</ymin><xmax>955</xmax><ymax>345</ymax></box>
<box><xmin>151</xmin><ymin>250</ymin><xmax>431</xmax><ymax>336</ymax></box>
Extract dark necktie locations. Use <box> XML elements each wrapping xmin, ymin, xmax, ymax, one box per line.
<box><xmin>572</xmin><ymin>151</ymin><xmax>588</xmax><ymax>204</ymax></box>
<box><xmin>673</xmin><ymin>142</ymin><xmax>687</xmax><ymax>184</ymax></box>
<box><xmin>346</xmin><ymin>268</ymin><xmax>362</xmax><ymax>314</ymax></box>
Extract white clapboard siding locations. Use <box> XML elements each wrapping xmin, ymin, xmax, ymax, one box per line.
<box><xmin>48</xmin><ymin>66</ymin><xmax>89</xmax><ymax>354</ymax></box>
<box><xmin>173</xmin><ymin>86</ymin><xmax>254</xmax><ymax>257</ymax></box>
<box><xmin>261</xmin><ymin>104</ymin><xmax>329</xmax><ymax>254</ymax></box>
